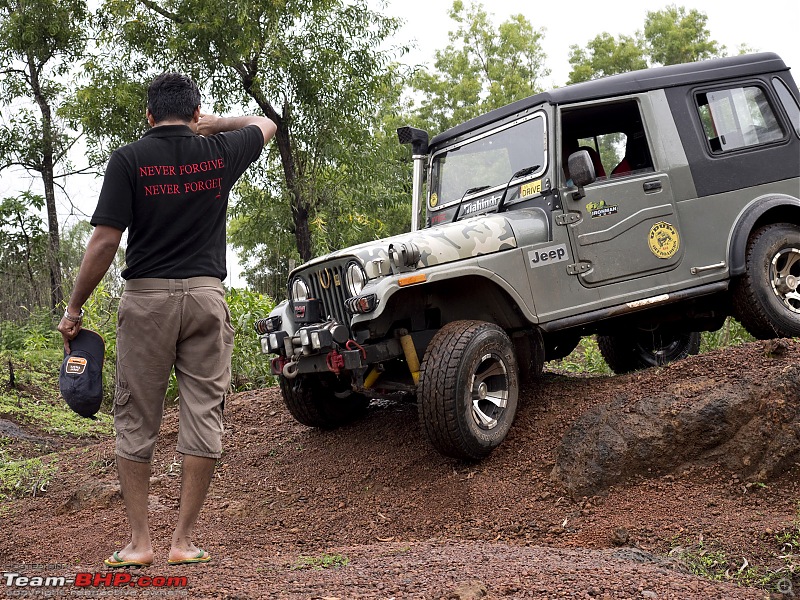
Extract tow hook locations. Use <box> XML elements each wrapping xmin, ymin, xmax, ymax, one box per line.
<box><xmin>282</xmin><ymin>360</ymin><xmax>299</xmax><ymax>379</ymax></box>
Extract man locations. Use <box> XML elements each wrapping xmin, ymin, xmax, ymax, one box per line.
<box><xmin>58</xmin><ymin>72</ymin><xmax>276</xmax><ymax>568</ymax></box>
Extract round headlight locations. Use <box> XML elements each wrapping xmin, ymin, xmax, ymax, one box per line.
<box><xmin>345</xmin><ymin>262</ymin><xmax>367</xmax><ymax>296</ymax></box>
<box><xmin>290</xmin><ymin>276</ymin><xmax>310</xmax><ymax>301</ymax></box>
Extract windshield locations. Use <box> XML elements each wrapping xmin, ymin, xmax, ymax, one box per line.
<box><xmin>429</xmin><ymin>114</ymin><xmax>546</xmax><ymax>213</ymax></box>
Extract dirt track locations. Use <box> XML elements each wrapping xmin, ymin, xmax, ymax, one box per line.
<box><xmin>1</xmin><ymin>340</ymin><xmax>799</xmax><ymax>598</ymax></box>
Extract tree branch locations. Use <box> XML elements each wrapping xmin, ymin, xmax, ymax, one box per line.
<box><xmin>135</xmin><ymin>0</ymin><xmax>185</xmax><ymax>24</ymax></box>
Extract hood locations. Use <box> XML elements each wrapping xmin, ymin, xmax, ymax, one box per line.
<box><xmin>300</xmin><ymin>214</ymin><xmax>518</xmax><ymax>276</ymax></box>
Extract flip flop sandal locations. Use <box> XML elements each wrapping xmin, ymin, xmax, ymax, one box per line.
<box><xmin>167</xmin><ymin>550</ymin><xmax>212</xmax><ymax>565</ymax></box>
<box><xmin>104</xmin><ymin>551</ymin><xmax>151</xmax><ymax>569</ymax></box>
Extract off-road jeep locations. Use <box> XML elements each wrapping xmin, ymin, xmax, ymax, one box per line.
<box><xmin>257</xmin><ymin>52</ymin><xmax>800</xmax><ymax>460</ymax></box>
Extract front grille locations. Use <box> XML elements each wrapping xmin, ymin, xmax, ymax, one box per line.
<box><xmin>301</xmin><ymin>260</ymin><xmax>352</xmax><ymax>332</ymax></box>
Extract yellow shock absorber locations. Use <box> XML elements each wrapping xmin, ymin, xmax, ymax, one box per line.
<box><xmin>400</xmin><ymin>332</ymin><xmax>421</xmax><ymax>385</ymax></box>
<box><xmin>363</xmin><ymin>367</ymin><xmax>381</xmax><ymax>389</ymax></box>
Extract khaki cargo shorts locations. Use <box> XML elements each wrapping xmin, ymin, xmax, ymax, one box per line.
<box><xmin>114</xmin><ymin>277</ymin><xmax>233</xmax><ymax>462</ymax></box>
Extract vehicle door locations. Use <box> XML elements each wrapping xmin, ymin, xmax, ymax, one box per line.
<box><xmin>559</xmin><ymin>97</ymin><xmax>684</xmax><ymax>287</ymax></box>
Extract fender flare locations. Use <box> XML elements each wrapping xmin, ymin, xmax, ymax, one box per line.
<box><xmin>728</xmin><ymin>195</ymin><xmax>800</xmax><ymax>277</ymax></box>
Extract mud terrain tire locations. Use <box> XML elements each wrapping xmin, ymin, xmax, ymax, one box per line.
<box><xmin>732</xmin><ymin>223</ymin><xmax>800</xmax><ymax>339</ymax></box>
<box><xmin>418</xmin><ymin>320</ymin><xmax>519</xmax><ymax>460</ymax></box>
<box><xmin>279</xmin><ymin>374</ymin><xmax>369</xmax><ymax>429</ymax></box>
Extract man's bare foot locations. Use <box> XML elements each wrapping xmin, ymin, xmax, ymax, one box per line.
<box><xmin>104</xmin><ymin>542</ymin><xmax>154</xmax><ymax>568</ymax></box>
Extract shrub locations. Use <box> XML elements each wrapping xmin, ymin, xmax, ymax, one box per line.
<box><xmin>226</xmin><ymin>287</ymin><xmax>276</xmax><ymax>391</ymax></box>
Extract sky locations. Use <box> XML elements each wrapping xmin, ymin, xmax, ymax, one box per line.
<box><xmin>3</xmin><ymin>0</ymin><xmax>799</xmax><ymax>287</ymax></box>
<box><xmin>383</xmin><ymin>0</ymin><xmax>800</xmax><ymax>90</ymax></box>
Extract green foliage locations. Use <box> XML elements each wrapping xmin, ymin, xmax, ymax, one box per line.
<box><xmin>700</xmin><ymin>318</ymin><xmax>755</xmax><ymax>353</ymax></box>
<box><xmin>0</xmin><ymin>455</ymin><xmax>57</xmax><ymax>502</ymax></box>
<box><xmin>60</xmin><ymin>220</ymin><xmax>126</xmax><ymax>299</ymax></box>
<box><xmin>0</xmin><ymin>0</ymin><xmax>94</xmax><ymax>310</ymax></box>
<box><xmin>74</xmin><ymin>0</ymin><xmax>408</xmax><ymax>264</ymax></box>
<box><xmin>225</xmin><ymin>287</ymin><xmax>276</xmax><ymax>391</ymax></box>
<box><xmin>291</xmin><ymin>552</ymin><xmax>350</xmax><ymax>570</ymax></box>
<box><xmin>549</xmin><ymin>336</ymin><xmax>612</xmax><ymax>375</ymax></box>
<box><xmin>0</xmin><ymin>0</ymin><xmax>88</xmax><ymax>71</ymax></box>
<box><xmin>669</xmin><ymin>536</ymin><xmax>797</xmax><ymax>591</ymax></box>
<box><xmin>644</xmin><ymin>5</ymin><xmax>724</xmax><ymax>66</ymax></box>
<box><xmin>567</xmin><ymin>33</ymin><xmax>647</xmax><ymax>84</ymax></box>
<box><xmin>566</xmin><ymin>5</ymin><xmax>727</xmax><ymax>85</ymax></box>
<box><xmin>0</xmin><ymin>194</ymin><xmax>50</xmax><ymax>320</ymax></box>
<box><xmin>61</xmin><ymin>65</ymin><xmax>148</xmax><ymax>166</ymax></box>
<box><xmin>0</xmin><ymin>305</ymin><xmax>61</xmax><ymax>359</ymax></box>
<box><xmin>410</xmin><ymin>0</ymin><xmax>549</xmax><ymax>133</ymax></box>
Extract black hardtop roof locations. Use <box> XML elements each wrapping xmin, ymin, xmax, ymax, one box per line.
<box><xmin>429</xmin><ymin>52</ymin><xmax>789</xmax><ymax>149</ymax></box>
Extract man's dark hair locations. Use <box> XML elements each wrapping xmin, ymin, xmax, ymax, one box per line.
<box><xmin>147</xmin><ymin>73</ymin><xmax>201</xmax><ymax>123</ymax></box>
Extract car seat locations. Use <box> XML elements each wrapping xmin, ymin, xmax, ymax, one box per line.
<box><xmin>577</xmin><ymin>145</ymin><xmax>606</xmax><ymax>179</ymax></box>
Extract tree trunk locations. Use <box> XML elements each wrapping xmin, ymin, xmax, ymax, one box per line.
<box><xmin>250</xmin><ymin>93</ymin><xmax>314</xmax><ymax>263</ymax></box>
<box><xmin>27</xmin><ymin>53</ymin><xmax>63</xmax><ymax>311</ymax></box>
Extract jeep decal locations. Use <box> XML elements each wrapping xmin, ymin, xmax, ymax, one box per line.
<box><xmin>528</xmin><ymin>244</ymin><xmax>569</xmax><ymax>268</ymax></box>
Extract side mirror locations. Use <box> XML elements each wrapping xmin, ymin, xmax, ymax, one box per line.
<box><xmin>567</xmin><ymin>150</ymin><xmax>596</xmax><ymax>200</ymax></box>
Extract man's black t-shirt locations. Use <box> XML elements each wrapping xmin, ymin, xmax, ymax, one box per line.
<box><xmin>91</xmin><ymin>124</ymin><xmax>263</xmax><ymax>280</ymax></box>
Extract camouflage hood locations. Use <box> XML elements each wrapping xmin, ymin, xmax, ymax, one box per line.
<box><xmin>301</xmin><ymin>214</ymin><xmax>518</xmax><ymax>276</ymax></box>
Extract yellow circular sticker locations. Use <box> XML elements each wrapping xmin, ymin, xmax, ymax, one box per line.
<box><xmin>648</xmin><ymin>221</ymin><xmax>680</xmax><ymax>259</ymax></box>
<box><xmin>429</xmin><ymin>192</ymin><xmax>438</xmax><ymax>207</ymax></box>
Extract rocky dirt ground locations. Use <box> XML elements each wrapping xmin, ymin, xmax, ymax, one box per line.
<box><xmin>1</xmin><ymin>339</ymin><xmax>799</xmax><ymax>599</ymax></box>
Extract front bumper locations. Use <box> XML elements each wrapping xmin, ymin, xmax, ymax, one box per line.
<box><xmin>257</xmin><ymin>306</ymin><xmax>404</xmax><ymax>379</ymax></box>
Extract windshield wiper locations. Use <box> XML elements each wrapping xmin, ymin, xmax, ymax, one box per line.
<box><xmin>495</xmin><ymin>165</ymin><xmax>540</xmax><ymax>214</ymax></box>
<box><xmin>452</xmin><ymin>185</ymin><xmax>491</xmax><ymax>222</ymax></box>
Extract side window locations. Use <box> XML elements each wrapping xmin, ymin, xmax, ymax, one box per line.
<box><xmin>772</xmin><ymin>77</ymin><xmax>800</xmax><ymax>137</ymax></box>
<box><xmin>696</xmin><ymin>85</ymin><xmax>785</xmax><ymax>153</ymax></box>
<box><xmin>561</xmin><ymin>99</ymin><xmax>654</xmax><ymax>185</ymax></box>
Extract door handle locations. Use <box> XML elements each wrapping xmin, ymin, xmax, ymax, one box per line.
<box><xmin>643</xmin><ymin>180</ymin><xmax>662</xmax><ymax>192</ymax></box>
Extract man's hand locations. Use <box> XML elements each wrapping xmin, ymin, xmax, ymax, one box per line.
<box><xmin>57</xmin><ymin>311</ymin><xmax>82</xmax><ymax>354</ymax></box>
<box><xmin>197</xmin><ymin>113</ymin><xmax>276</xmax><ymax>145</ymax></box>
<box><xmin>197</xmin><ymin>113</ymin><xmax>222</xmax><ymax>137</ymax></box>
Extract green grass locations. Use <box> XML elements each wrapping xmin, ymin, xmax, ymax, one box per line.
<box><xmin>669</xmin><ymin>503</ymin><xmax>800</xmax><ymax>593</ymax></box>
<box><xmin>0</xmin><ymin>455</ymin><xmax>58</xmax><ymax>502</ymax></box>
<box><xmin>0</xmin><ymin>352</ymin><xmax>113</xmax><ymax>438</ymax></box>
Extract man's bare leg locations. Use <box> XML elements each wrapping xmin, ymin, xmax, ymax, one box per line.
<box><xmin>168</xmin><ymin>454</ymin><xmax>216</xmax><ymax>562</ymax></box>
<box><xmin>111</xmin><ymin>456</ymin><xmax>154</xmax><ymax>564</ymax></box>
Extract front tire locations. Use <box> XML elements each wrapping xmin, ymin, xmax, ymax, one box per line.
<box><xmin>598</xmin><ymin>328</ymin><xmax>700</xmax><ymax>374</ymax></box>
<box><xmin>279</xmin><ymin>374</ymin><xmax>369</xmax><ymax>429</ymax></box>
<box><xmin>418</xmin><ymin>320</ymin><xmax>519</xmax><ymax>460</ymax></box>
<box><xmin>732</xmin><ymin>223</ymin><xmax>800</xmax><ymax>339</ymax></box>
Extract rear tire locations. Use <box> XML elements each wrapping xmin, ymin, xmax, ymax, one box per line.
<box><xmin>732</xmin><ymin>223</ymin><xmax>800</xmax><ymax>339</ymax></box>
<box><xmin>598</xmin><ymin>328</ymin><xmax>700</xmax><ymax>374</ymax></box>
<box><xmin>279</xmin><ymin>374</ymin><xmax>369</xmax><ymax>429</ymax></box>
<box><xmin>418</xmin><ymin>320</ymin><xmax>519</xmax><ymax>460</ymax></box>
